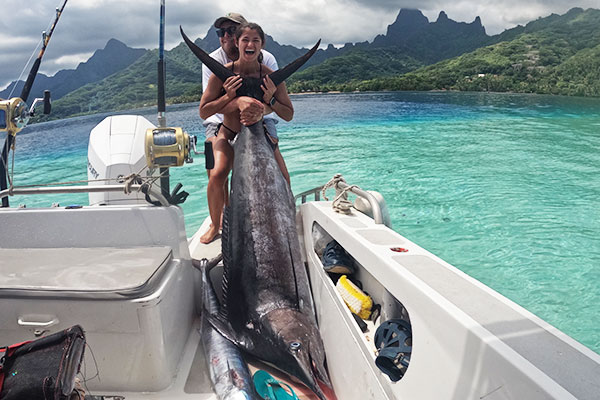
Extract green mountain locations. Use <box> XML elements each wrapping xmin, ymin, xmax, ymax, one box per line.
<box><xmin>310</xmin><ymin>7</ymin><xmax>600</xmax><ymax>96</ymax></box>
<box><xmin>287</xmin><ymin>9</ymin><xmax>491</xmax><ymax>92</ymax></box>
<box><xmin>1</xmin><ymin>39</ymin><xmax>146</xmax><ymax>101</ymax></box>
<box><xmin>38</xmin><ymin>49</ymin><xmax>202</xmax><ymax>119</ymax></box>
<box><xmin>287</xmin><ymin>48</ymin><xmax>423</xmax><ymax>93</ymax></box>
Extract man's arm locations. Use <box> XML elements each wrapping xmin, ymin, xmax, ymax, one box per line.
<box><xmin>202</xmin><ymin>48</ymin><xmax>228</xmax><ymax>93</ymax></box>
<box><xmin>202</xmin><ymin>64</ymin><xmax>211</xmax><ymax>93</ymax></box>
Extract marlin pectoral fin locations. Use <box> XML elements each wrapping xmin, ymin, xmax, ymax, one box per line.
<box><xmin>269</xmin><ymin>39</ymin><xmax>321</xmax><ymax>86</ymax></box>
<box><xmin>180</xmin><ymin>26</ymin><xmax>235</xmax><ymax>82</ymax></box>
<box><xmin>206</xmin><ymin>313</ymin><xmax>237</xmax><ymax>341</ymax></box>
<box><xmin>206</xmin><ymin>314</ymin><xmax>256</xmax><ymax>351</ymax></box>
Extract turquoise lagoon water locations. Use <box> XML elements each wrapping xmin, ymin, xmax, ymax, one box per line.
<box><xmin>5</xmin><ymin>91</ymin><xmax>600</xmax><ymax>354</ymax></box>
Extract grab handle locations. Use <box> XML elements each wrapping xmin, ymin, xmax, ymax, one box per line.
<box><xmin>17</xmin><ymin>315</ymin><xmax>59</xmax><ymax>327</ymax></box>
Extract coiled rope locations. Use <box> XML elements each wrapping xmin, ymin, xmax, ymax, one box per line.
<box><xmin>321</xmin><ymin>173</ymin><xmax>359</xmax><ymax>214</ymax></box>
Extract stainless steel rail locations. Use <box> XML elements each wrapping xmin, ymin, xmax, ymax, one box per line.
<box><xmin>294</xmin><ymin>185</ymin><xmax>324</xmax><ymax>204</ymax></box>
<box><xmin>295</xmin><ymin>181</ymin><xmax>385</xmax><ymax>225</ymax></box>
<box><xmin>0</xmin><ymin>184</ymin><xmax>170</xmax><ymax>206</ymax></box>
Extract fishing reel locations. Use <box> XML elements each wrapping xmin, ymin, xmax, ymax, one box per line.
<box><xmin>0</xmin><ymin>91</ymin><xmax>52</xmax><ymax>137</ymax></box>
<box><xmin>144</xmin><ymin>126</ymin><xmax>201</xmax><ymax>168</ymax></box>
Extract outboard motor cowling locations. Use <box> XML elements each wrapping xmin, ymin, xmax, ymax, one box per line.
<box><xmin>87</xmin><ymin>115</ymin><xmax>157</xmax><ymax>205</ymax></box>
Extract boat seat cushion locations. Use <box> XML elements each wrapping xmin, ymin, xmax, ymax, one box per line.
<box><xmin>0</xmin><ymin>246</ymin><xmax>172</xmax><ymax>293</ymax></box>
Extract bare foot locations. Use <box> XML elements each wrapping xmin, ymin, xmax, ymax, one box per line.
<box><xmin>200</xmin><ymin>224</ymin><xmax>220</xmax><ymax>244</ymax></box>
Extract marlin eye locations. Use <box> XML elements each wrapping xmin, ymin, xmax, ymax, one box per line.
<box><xmin>289</xmin><ymin>341</ymin><xmax>301</xmax><ymax>352</ymax></box>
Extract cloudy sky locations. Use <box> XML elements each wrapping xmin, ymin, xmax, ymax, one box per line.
<box><xmin>1</xmin><ymin>0</ymin><xmax>598</xmax><ymax>91</ymax></box>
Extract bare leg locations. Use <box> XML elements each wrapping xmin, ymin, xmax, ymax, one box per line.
<box><xmin>205</xmin><ymin>140</ymin><xmax>228</xmax><ymax>228</ymax></box>
<box><xmin>274</xmin><ymin>146</ymin><xmax>290</xmax><ymax>186</ymax></box>
<box><xmin>221</xmin><ymin>176</ymin><xmax>229</xmax><ymax>229</ymax></box>
<box><xmin>201</xmin><ymin>135</ymin><xmax>233</xmax><ymax>244</ymax></box>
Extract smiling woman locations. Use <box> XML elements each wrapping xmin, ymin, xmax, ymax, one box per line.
<box><xmin>199</xmin><ymin>22</ymin><xmax>294</xmax><ymax>128</ymax></box>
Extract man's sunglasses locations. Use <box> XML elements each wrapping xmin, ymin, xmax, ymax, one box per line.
<box><xmin>217</xmin><ymin>26</ymin><xmax>237</xmax><ymax>38</ymax></box>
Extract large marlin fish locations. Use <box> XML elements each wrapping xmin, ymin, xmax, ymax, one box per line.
<box><xmin>195</xmin><ymin>257</ymin><xmax>260</xmax><ymax>400</ymax></box>
<box><xmin>181</xmin><ymin>26</ymin><xmax>332</xmax><ymax>399</ymax></box>
<box><xmin>217</xmin><ymin>121</ymin><xmax>333</xmax><ymax>400</ymax></box>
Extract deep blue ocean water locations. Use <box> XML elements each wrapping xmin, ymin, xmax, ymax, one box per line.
<box><xmin>4</xmin><ymin>91</ymin><xmax>600</xmax><ymax>354</ymax></box>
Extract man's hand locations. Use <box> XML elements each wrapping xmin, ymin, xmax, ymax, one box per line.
<box><xmin>238</xmin><ymin>96</ymin><xmax>265</xmax><ymax>126</ymax></box>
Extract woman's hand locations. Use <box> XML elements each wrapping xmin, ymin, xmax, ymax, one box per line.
<box><xmin>238</xmin><ymin>97</ymin><xmax>265</xmax><ymax>126</ymax></box>
<box><xmin>223</xmin><ymin>75</ymin><xmax>242</xmax><ymax>99</ymax></box>
<box><xmin>261</xmin><ymin>75</ymin><xmax>277</xmax><ymax>104</ymax></box>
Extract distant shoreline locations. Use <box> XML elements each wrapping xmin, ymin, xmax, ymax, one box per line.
<box><xmin>290</xmin><ymin>91</ymin><xmax>342</xmax><ymax>95</ymax></box>
<box><xmin>30</xmin><ymin>89</ymin><xmax>600</xmax><ymax>125</ymax></box>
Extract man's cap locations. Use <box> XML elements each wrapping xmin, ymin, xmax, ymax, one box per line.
<box><xmin>214</xmin><ymin>12</ymin><xmax>248</xmax><ymax>28</ymax></box>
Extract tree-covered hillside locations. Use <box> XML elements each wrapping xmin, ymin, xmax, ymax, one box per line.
<box><xmin>36</xmin><ymin>49</ymin><xmax>203</xmax><ymax>121</ymax></box>
<box><xmin>299</xmin><ymin>8</ymin><xmax>600</xmax><ymax>97</ymax></box>
<box><xmin>287</xmin><ymin>47</ymin><xmax>423</xmax><ymax>93</ymax></box>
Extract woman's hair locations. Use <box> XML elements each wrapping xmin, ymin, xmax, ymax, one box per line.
<box><xmin>235</xmin><ymin>22</ymin><xmax>265</xmax><ymax>63</ymax></box>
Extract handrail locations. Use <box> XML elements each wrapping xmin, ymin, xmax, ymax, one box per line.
<box><xmin>294</xmin><ymin>185</ymin><xmax>324</xmax><ymax>204</ymax></box>
<box><xmin>294</xmin><ymin>181</ymin><xmax>386</xmax><ymax>225</ymax></box>
<box><xmin>0</xmin><ymin>184</ymin><xmax>170</xmax><ymax>206</ymax></box>
<box><xmin>337</xmin><ymin>180</ymin><xmax>385</xmax><ymax>225</ymax></box>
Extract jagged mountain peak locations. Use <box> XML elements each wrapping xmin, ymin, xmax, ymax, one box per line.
<box><xmin>388</xmin><ymin>8</ymin><xmax>429</xmax><ymax>34</ymax></box>
<box><xmin>105</xmin><ymin>38</ymin><xmax>129</xmax><ymax>49</ymax></box>
<box><xmin>370</xmin><ymin>8</ymin><xmax>490</xmax><ymax>62</ymax></box>
<box><xmin>435</xmin><ymin>11</ymin><xmax>482</xmax><ymax>28</ymax></box>
<box><xmin>396</xmin><ymin>8</ymin><xmax>428</xmax><ymax>20</ymax></box>
<box><xmin>80</xmin><ymin>39</ymin><xmax>146</xmax><ymax>69</ymax></box>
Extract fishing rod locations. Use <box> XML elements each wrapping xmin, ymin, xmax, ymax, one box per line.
<box><xmin>21</xmin><ymin>0</ymin><xmax>68</xmax><ymax>103</ymax></box>
<box><xmin>0</xmin><ymin>0</ymin><xmax>68</xmax><ymax>207</ymax></box>
<box><xmin>156</xmin><ymin>0</ymin><xmax>170</xmax><ymax>198</ymax></box>
<box><xmin>144</xmin><ymin>0</ymin><xmax>200</xmax><ymax>205</ymax></box>
<box><xmin>157</xmin><ymin>0</ymin><xmax>166</xmax><ymax>128</ymax></box>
